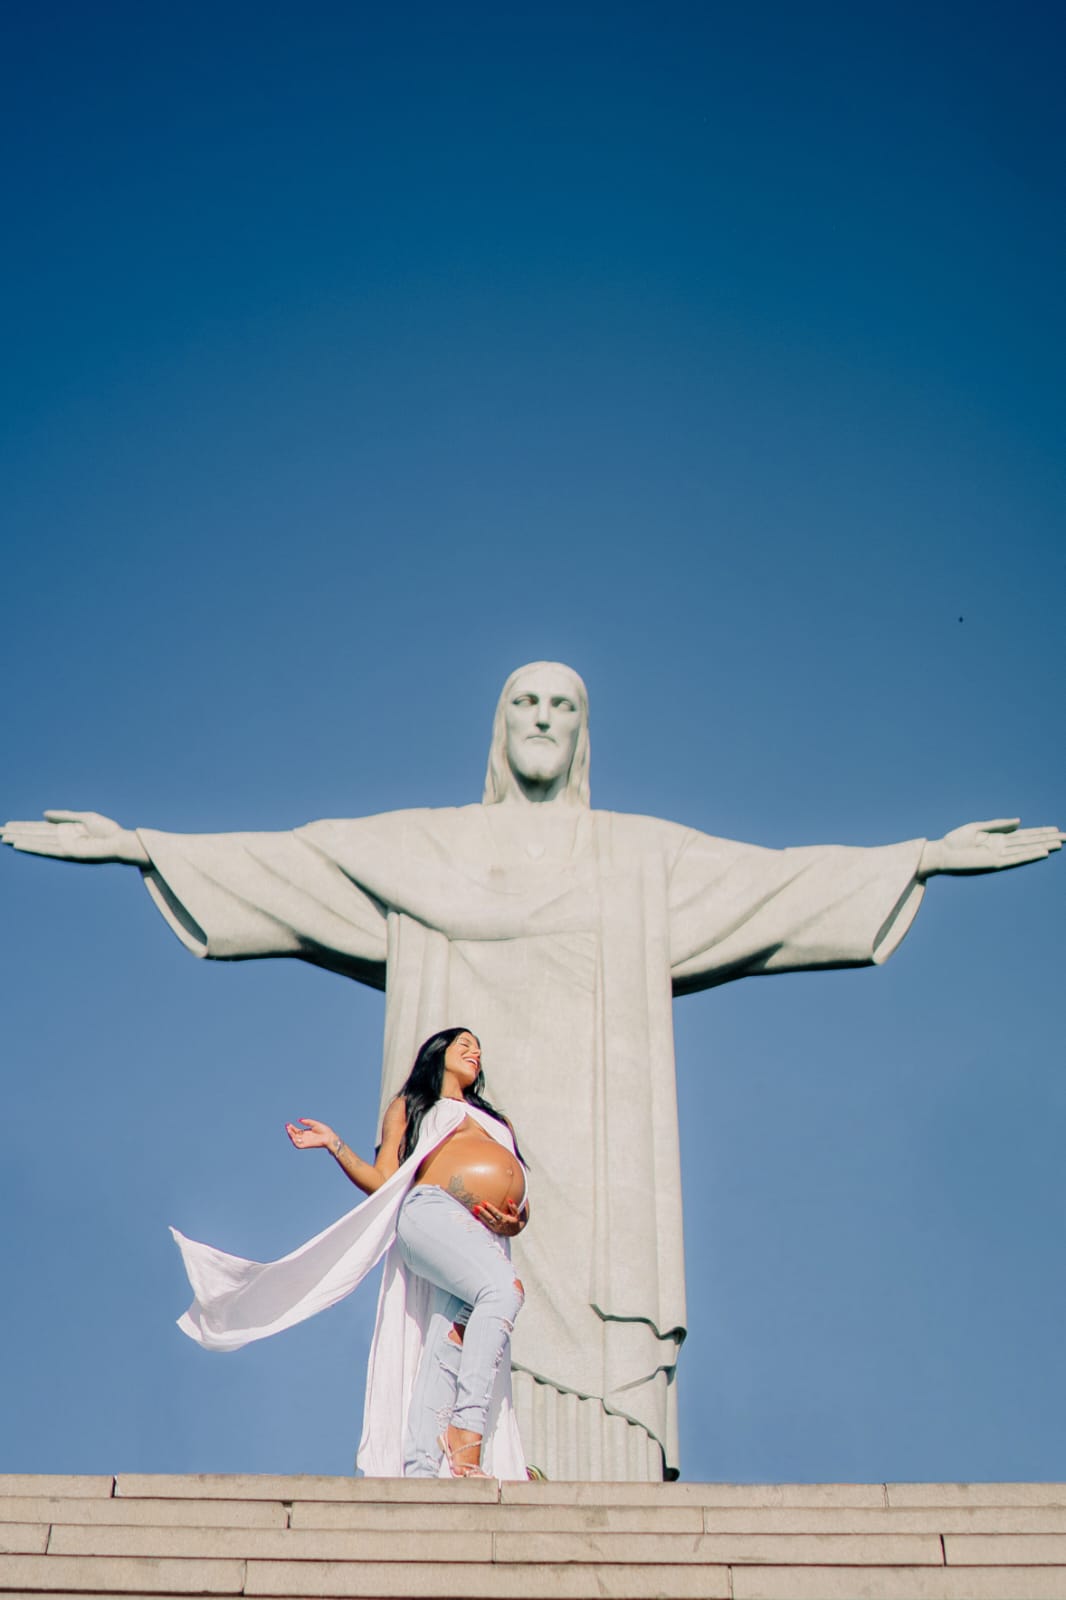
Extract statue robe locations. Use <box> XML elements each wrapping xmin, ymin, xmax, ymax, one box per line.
<box><xmin>139</xmin><ymin>803</ymin><xmax>926</xmax><ymax>1479</ymax></box>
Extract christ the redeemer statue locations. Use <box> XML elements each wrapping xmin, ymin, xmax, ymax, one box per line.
<box><xmin>3</xmin><ymin>661</ymin><xmax>1061</xmax><ymax>1481</ymax></box>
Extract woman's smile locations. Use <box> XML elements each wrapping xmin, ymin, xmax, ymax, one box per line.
<box><xmin>444</xmin><ymin>1031</ymin><xmax>481</xmax><ymax>1083</ymax></box>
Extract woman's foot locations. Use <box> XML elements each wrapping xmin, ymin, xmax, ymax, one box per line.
<box><xmin>439</xmin><ymin>1426</ymin><xmax>488</xmax><ymax>1478</ymax></box>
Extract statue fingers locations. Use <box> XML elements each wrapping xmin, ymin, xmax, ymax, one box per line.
<box><xmin>1010</xmin><ymin>826</ymin><xmax>1063</xmax><ymax>847</ymax></box>
<box><xmin>4</xmin><ymin>819</ymin><xmax>90</xmax><ymax>847</ymax></box>
<box><xmin>9</xmin><ymin>837</ymin><xmax>79</xmax><ymax>858</ymax></box>
<box><xmin>996</xmin><ymin>846</ymin><xmax>1053</xmax><ymax>869</ymax></box>
<box><xmin>44</xmin><ymin>809</ymin><xmax>116</xmax><ymax>836</ymax></box>
<box><xmin>1002</xmin><ymin>830</ymin><xmax>1061</xmax><ymax>855</ymax></box>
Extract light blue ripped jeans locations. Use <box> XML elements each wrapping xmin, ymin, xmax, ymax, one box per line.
<box><xmin>396</xmin><ymin>1184</ymin><xmax>525</xmax><ymax>1477</ymax></box>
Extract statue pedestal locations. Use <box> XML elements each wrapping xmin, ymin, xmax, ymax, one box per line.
<box><xmin>3</xmin><ymin>1471</ymin><xmax>1065</xmax><ymax>1598</ymax></box>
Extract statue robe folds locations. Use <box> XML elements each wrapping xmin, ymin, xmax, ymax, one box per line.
<box><xmin>140</xmin><ymin>806</ymin><xmax>926</xmax><ymax>1479</ymax></box>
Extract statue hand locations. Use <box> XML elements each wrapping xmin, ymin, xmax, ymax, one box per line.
<box><xmin>0</xmin><ymin>810</ymin><xmax>150</xmax><ymax>866</ymax></box>
<box><xmin>286</xmin><ymin>1118</ymin><xmax>338</xmax><ymax>1151</ymax></box>
<box><xmin>920</xmin><ymin>819</ymin><xmax>1064</xmax><ymax>877</ymax></box>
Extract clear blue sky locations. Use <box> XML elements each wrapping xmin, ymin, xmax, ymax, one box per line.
<box><xmin>2</xmin><ymin>1</ymin><xmax>1063</xmax><ymax>1484</ymax></box>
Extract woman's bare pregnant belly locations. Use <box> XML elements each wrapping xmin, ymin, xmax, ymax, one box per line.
<box><xmin>415</xmin><ymin>1127</ymin><xmax>524</xmax><ymax>1211</ymax></box>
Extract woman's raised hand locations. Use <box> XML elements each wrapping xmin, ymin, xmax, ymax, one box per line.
<box><xmin>285</xmin><ymin>1118</ymin><xmax>337</xmax><ymax>1151</ymax></box>
<box><xmin>287</xmin><ymin>1119</ymin><xmax>385</xmax><ymax>1194</ymax></box>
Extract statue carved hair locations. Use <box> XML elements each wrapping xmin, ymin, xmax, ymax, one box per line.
<box><xmin>483</xmin><ymin>661</ymin><xmax>591</xmax><ymax>807</ymax></box>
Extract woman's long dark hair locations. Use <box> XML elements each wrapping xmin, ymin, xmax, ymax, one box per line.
<box><xmin>396</xmin><ymin>1026</ymin><xmax>525</xmax><ymax>1164</ymax></box>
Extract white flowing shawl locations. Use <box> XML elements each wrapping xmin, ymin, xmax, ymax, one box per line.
<box><xmin>171</xmin><ymin>1099</ymin><xmax>528</xmax><ymax>1479</ymax></box>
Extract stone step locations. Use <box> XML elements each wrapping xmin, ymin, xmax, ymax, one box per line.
<box><xmin>1</xmin><ymin>1476</ymin><xmax>1064</xmax><ymax>1600</ymax></box>
<box><xmin>5</xmin><ymin>1475</ymin><xmax>1066</xmax><ymax>1508</ymax></box>
<box><xmin>0</xmin><ymin>1555</ymin><xmax>730</xmax><ymax>1597</ymax></box>
<box><xmin>7</xmin><ymin>1493</ymin><xmax>1066</xmax><ymax>1536</ymax></box>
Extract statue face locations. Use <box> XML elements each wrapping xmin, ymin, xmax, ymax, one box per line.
<box><xmin>504</xmin><ymin>665</ymin><xmax>584</xmax><ymax>790</ymax></box>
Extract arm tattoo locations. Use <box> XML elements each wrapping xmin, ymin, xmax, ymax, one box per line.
<box><xmin>332</xmin><ymin>1137</ymin><xmax>346</xmax><ymax>1158</ymax></box>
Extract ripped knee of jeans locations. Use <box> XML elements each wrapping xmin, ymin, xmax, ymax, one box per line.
<box><xmin>436</xmin><ymin>1337</ymin><xmax>462</xmax><ymax>1381</ymax></box>
<box><xmin>447</xmin><ymin>1321</ymin><xmax>465</xmax><ymax>1347</ymax></box>
<box><xmin>504</xmin><ymin>1277</ymin><xmax>525</xmax><ymax>1327</ymax></box>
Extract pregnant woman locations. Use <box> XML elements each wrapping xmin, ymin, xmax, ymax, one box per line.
<box><xmin>171</xmin><ymin>1027</ymin><xmax>530</xmax><ymax>1480</ymax></box>
<box><xmin>288</xmin><ymin>1027</ymin><xmax>529</xmax><ymax>1478</ymax></box>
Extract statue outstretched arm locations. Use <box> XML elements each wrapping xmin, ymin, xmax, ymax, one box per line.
<box><xmin>0</xmin><ymin>810</ymin><xmax>149</xmax><ymax>866</ymax></box>
<box><xmin>2</xmin><ymin>809</ymin><xmax>389</xmax><ymax>985</ymax></box>
<box><xmin>668</xmin><ymin>814</ymin><xmax>1061</xmax><ymax>996</ymax></box>
<box><xmin>918</xmin><ymin>819</ymin><xmax>1063</xmax><ymax>878</ymax></box>
<box><xmin>668</xmin><ymin>831</ymin><xmax>928</xmax><ymax>991</ymax></box>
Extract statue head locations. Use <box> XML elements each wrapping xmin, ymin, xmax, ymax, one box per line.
<box><xmin>483</xmin><ymin>661</ymin><xmax>590</xmax><ymax>807</ymax></box>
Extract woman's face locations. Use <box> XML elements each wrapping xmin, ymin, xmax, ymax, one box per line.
<box><xmin>444</xmin><ymin>1031</ymin><xmax>481</xmax><ymax>1087</ymax></box>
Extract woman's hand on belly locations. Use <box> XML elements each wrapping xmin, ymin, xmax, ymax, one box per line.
<box><xmin>432</xmin><ymin>1169</ymin><xmax>528</xmax><ymax>1235</ymax></box>
<box><xmin>473</xmin><ymin>1198</ymin><xmax>528</xmax><ymax>1237</ymax></box>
